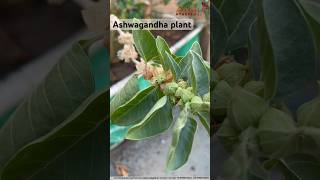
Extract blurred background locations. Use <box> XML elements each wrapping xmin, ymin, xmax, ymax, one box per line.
<box><xmin>109</xmin><ymin>0</ymin><xmax>210</xmax><ymax>177</ymax></box>
<box><xmin>0</xmin><ymin>0</ymin><xmax>106</xmax><ymax>131</ymax></box>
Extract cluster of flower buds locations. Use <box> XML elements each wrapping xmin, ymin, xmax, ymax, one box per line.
<box><xmin>135</xmin><ymin>60</ymin><xmax>173</xmax><ymax>85</ymax></box>
<box><xmin>163</xmin><ymin>80</ymin><xmax>210</xmax><ymax>112</ymax></box>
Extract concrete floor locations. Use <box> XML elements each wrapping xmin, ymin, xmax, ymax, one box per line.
<box><xmin>109</xmin><ymin>118</ymin><xmax>210</xmax><ymax>177</ymax></box>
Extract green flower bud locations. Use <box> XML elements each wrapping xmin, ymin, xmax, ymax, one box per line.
<box><xmin>181</xmin><ymin>89</ymin><xmax>195</xmax><ymax>103</ymax></box>
<box><xmin>175</xmin><ymin>87</ymin><xmax>184</xmax><ymax>97</ymax></box>
<box><xmin>186</xmin><ymin>87</ymin><xmax>193</xmax><ymax>92</ymax></box>
<box><xmin>190</xmin><ymin>96</ymin><xmax>203</xmax><ymax>111</ymax></box>
<box><xmin>203</xmin><ymin>92</ymin><xmax>210</xmax><ymax>102</ymax></box>
<box><xmin>164</xmin><ymin>82</ymin><xmax>179</xmax><ymax>95</ymax></box>
<box><xmin>178</xmin><ymin>80</ymin><xmax>188</xmax><ymax>89</ymax></box>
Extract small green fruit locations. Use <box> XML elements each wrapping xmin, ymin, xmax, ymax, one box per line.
<box><xmin>190</xmin><ymin>96</ymin><xmax>203</xmax><ymax>111</ymax></box>
<box><xmin>164</xmin><ymin>82</ymin><xmax>179</xmax><ymax>95</ymax></box>
<box><xmin>175</xmin><ymin>87</ymin><xmax>184</xmax><ymax>97</ymax></box>
<box><xmin>181</xmin><ymin>89</ymin><xmax>195</xmax><ymax>103</ymax></box>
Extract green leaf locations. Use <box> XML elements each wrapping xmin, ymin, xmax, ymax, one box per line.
<box><xmin>125</xmin><ymin>96</ymin><xmax>173</xmax><ymax>140</ymax></box>
<box><xmin>212</xmin><ymin>81</ymin><xmax>232</xmax><ymax>116</ymax></box>
<box><xmin>280</xmin><ymin>154</ymin><xmax>320</xmax><ymax>179</ymax></box>
<box><xmin>220</xmin><ymin>0</ymin><xmax>252</xmax><ymax>35</ymax></box>
<box><xmin>298</xmin><ymin>0</ymin><xmax>320</xmax><ymax>24</ymax></box>
<box><xmin>197</xmin><ymin>111</ymin><xmax>210</xmax><ymax>136</ymax></box>
<box><xmin>212</xmin><ymin>4</ymin><xmax>228</xmax><ymax>66</ymax></box>
<box><xmin>156</xmin><ymin>36</ymin><xmax>172</xmax><ymax>70</ymax></box>
<box><xmin>111</xmin><ymin>86</ymin><xmax>159</xmax><ymax>126</ymax></box>
<box><xmin>262</xmin><ymin>0</ymin><xmax>317</xmax><ymax>100</ymax></box>
<box><xmin>167</xmin><ymin>104</ymin><xmax>197</xmax><ymax>171</ymax></box>
<box><xmin>0</xmin><ymin>41</ymin><xmax>95</xmax><ymax>172</ymax></box>
<box><xmin>248</xmin><ymin>19</ymin><xmax>261</xmax><ymax>81</ymax></box>
<box><xmin>190</xmin><ymin>51</ymin><xmax>210</xmax><ymax>96</ymax></box>
<box><xmin>190</xmin><ymin>41</ymin><xmax>202</xmax><ymax>57</ymax></box>
<box><xmin>216</xmin><ymin>62</ymin><xmax>247</xmax><ymax>87</ymax></box>
<box><xmin>228</xmin><ymin>87</ymin><xmax>268</xmax><ymax>131</ymax></box>
<box><xmin>257</xmin><ymin>108</ymin><xmax>298</xmax><ymax>158</ymax></box>
<box><xmin>225</xmin><ymin>0</ymin><xmax>256</xmax><ymax>51</ymax></box>
<box><xmin>172</xmin><ymin>54</ymin><xmax>183</xmax><ymax>63</ymax></box>
<box><xmin>254</xmin><ymin>2</ymin><xmax>277</xmax><ymax>101</ymax></box>
<box><xmin>302</xmin><ymin>11</ymin><xmax>320</xmax><ymax>79</ymax></box>
<box><xmin>0</xmin><ymin>89</ymin><xmax>108</xmax><ymax>180</ymax></box>
<box><xmin>110</xmin><ymin>74</ymin><xmax>139</xmax><ymax>115</ymax></box>
<box><xmin>164</xmin><ymin>51</ymin><xmax>181</xmax><ymax>79</ymax></box>
<box><xmin>132</xmin><ymin>27</ymin><xmax>158</xmax><ymax>61</ymax></box>
<box><xmin>178</xmin><ymin>51</ymin><xmax>192</xmax><ymax>80</ymax></box>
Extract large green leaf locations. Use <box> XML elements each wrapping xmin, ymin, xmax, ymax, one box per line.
<box><xmin>298</xmin><ymin>0</ymin><xmax>320</xmax><ymax>24</ymax></box>
<box><xmin>280</xmin><ymin>154</ymin><xmax>320</xmax><ymax>179</ymax></box>
<box><xmin>166</xmin><ymin>104</ymin><xmax>197</xmax><ymax>171</ymax></box>
<box><xmin>255</xmin><ymin>0</ymin><xmax>277</xmax><ymax>101</ymax></box>
<box><xmin>197</xmin><ymin>111</ymin><xmax>210</xmax><ymax>136</ymax></box>
<box><xmin>164</xmin><ymin>51</ymin><xmax>181</xmax><ymax>79</ymax></box>
<box><xmin>156</xmin><ymin>36</ymin><xmax>172</xmax><ymax>71</ymax></box>
<box><xmin>111</xmin><ymin>86</ymin><xmax>159</xmax><ymax>126</ymax></box>
<box><xmin>110</xmin><ymin>74</ymin><xmax>139</xmax><ymax>115</ymax></box>
<box><xmin>225</xmin><ymin>0</ymin><xmax>256</xmax><ymax>51</ymax></box>
<box><xmin>220</xmin><ymin>0</ymin><xmax>252</xmax><ymax>35</ymax></box>
<box><xmin>178</xmin><ymin>51</ymin><xmax>192</xmax><ymax>80</ymax></box>
<box><xmin>212</xmin><ymin>4</ymin><xmax>228</xmax><ymax>66</ymax></box>
<box><xmin>262</xmin><ymin>0</ymin><xmax>317</xmax><ymax>100</ymax></box>
<box><xmin>190</xmin><ymin>51</ymin><xmax>210</xmax><ymax>96</ymax></box>
<box><xmin>125</xmin><ymin>96</ymin><xmax>173</xmax><ymax>140</ymax></box>
<box><xmin>0</xmin><ymin>41</ymin><xmax>95</xmax><ymax>171</ymax></box>
<box><xmin>248</xmin><ymin>19</ymin><xmax>261</xmax><ymax>81</ymax></box>
<box><xmin>0</xmin><ymin>88</ymin><xmax>108</xmax><ymax>180</ymax></box>
<box><xmin>132</xmin><ymin>28</ymin><xmax>158</xmax><ymax>61</ymax></box>
<box><xmin>301</xmin><ymin>8</ymin><xmax>320</xmax><ymax>79</ymax></box>
<box><xmin>190</xmin><ymin>41</ymin><xmax>202</xmax><ymax>57</ymax></box>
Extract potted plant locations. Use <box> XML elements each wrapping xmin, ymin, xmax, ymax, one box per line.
<box><xmin>110</xmin><ymin>26</ymin><xmax>210</xmax><ymax>171</ymax></box>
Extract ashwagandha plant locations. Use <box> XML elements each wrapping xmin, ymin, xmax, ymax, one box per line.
<box><xmin>110</xmin><ymin>26</ymin><xmax>211</xmax><ymax>170</ymax></box>
<box><xmin>212</xmin><ymin>0</ymin><xmax>320</xmax><ymax>179</ymax></box>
